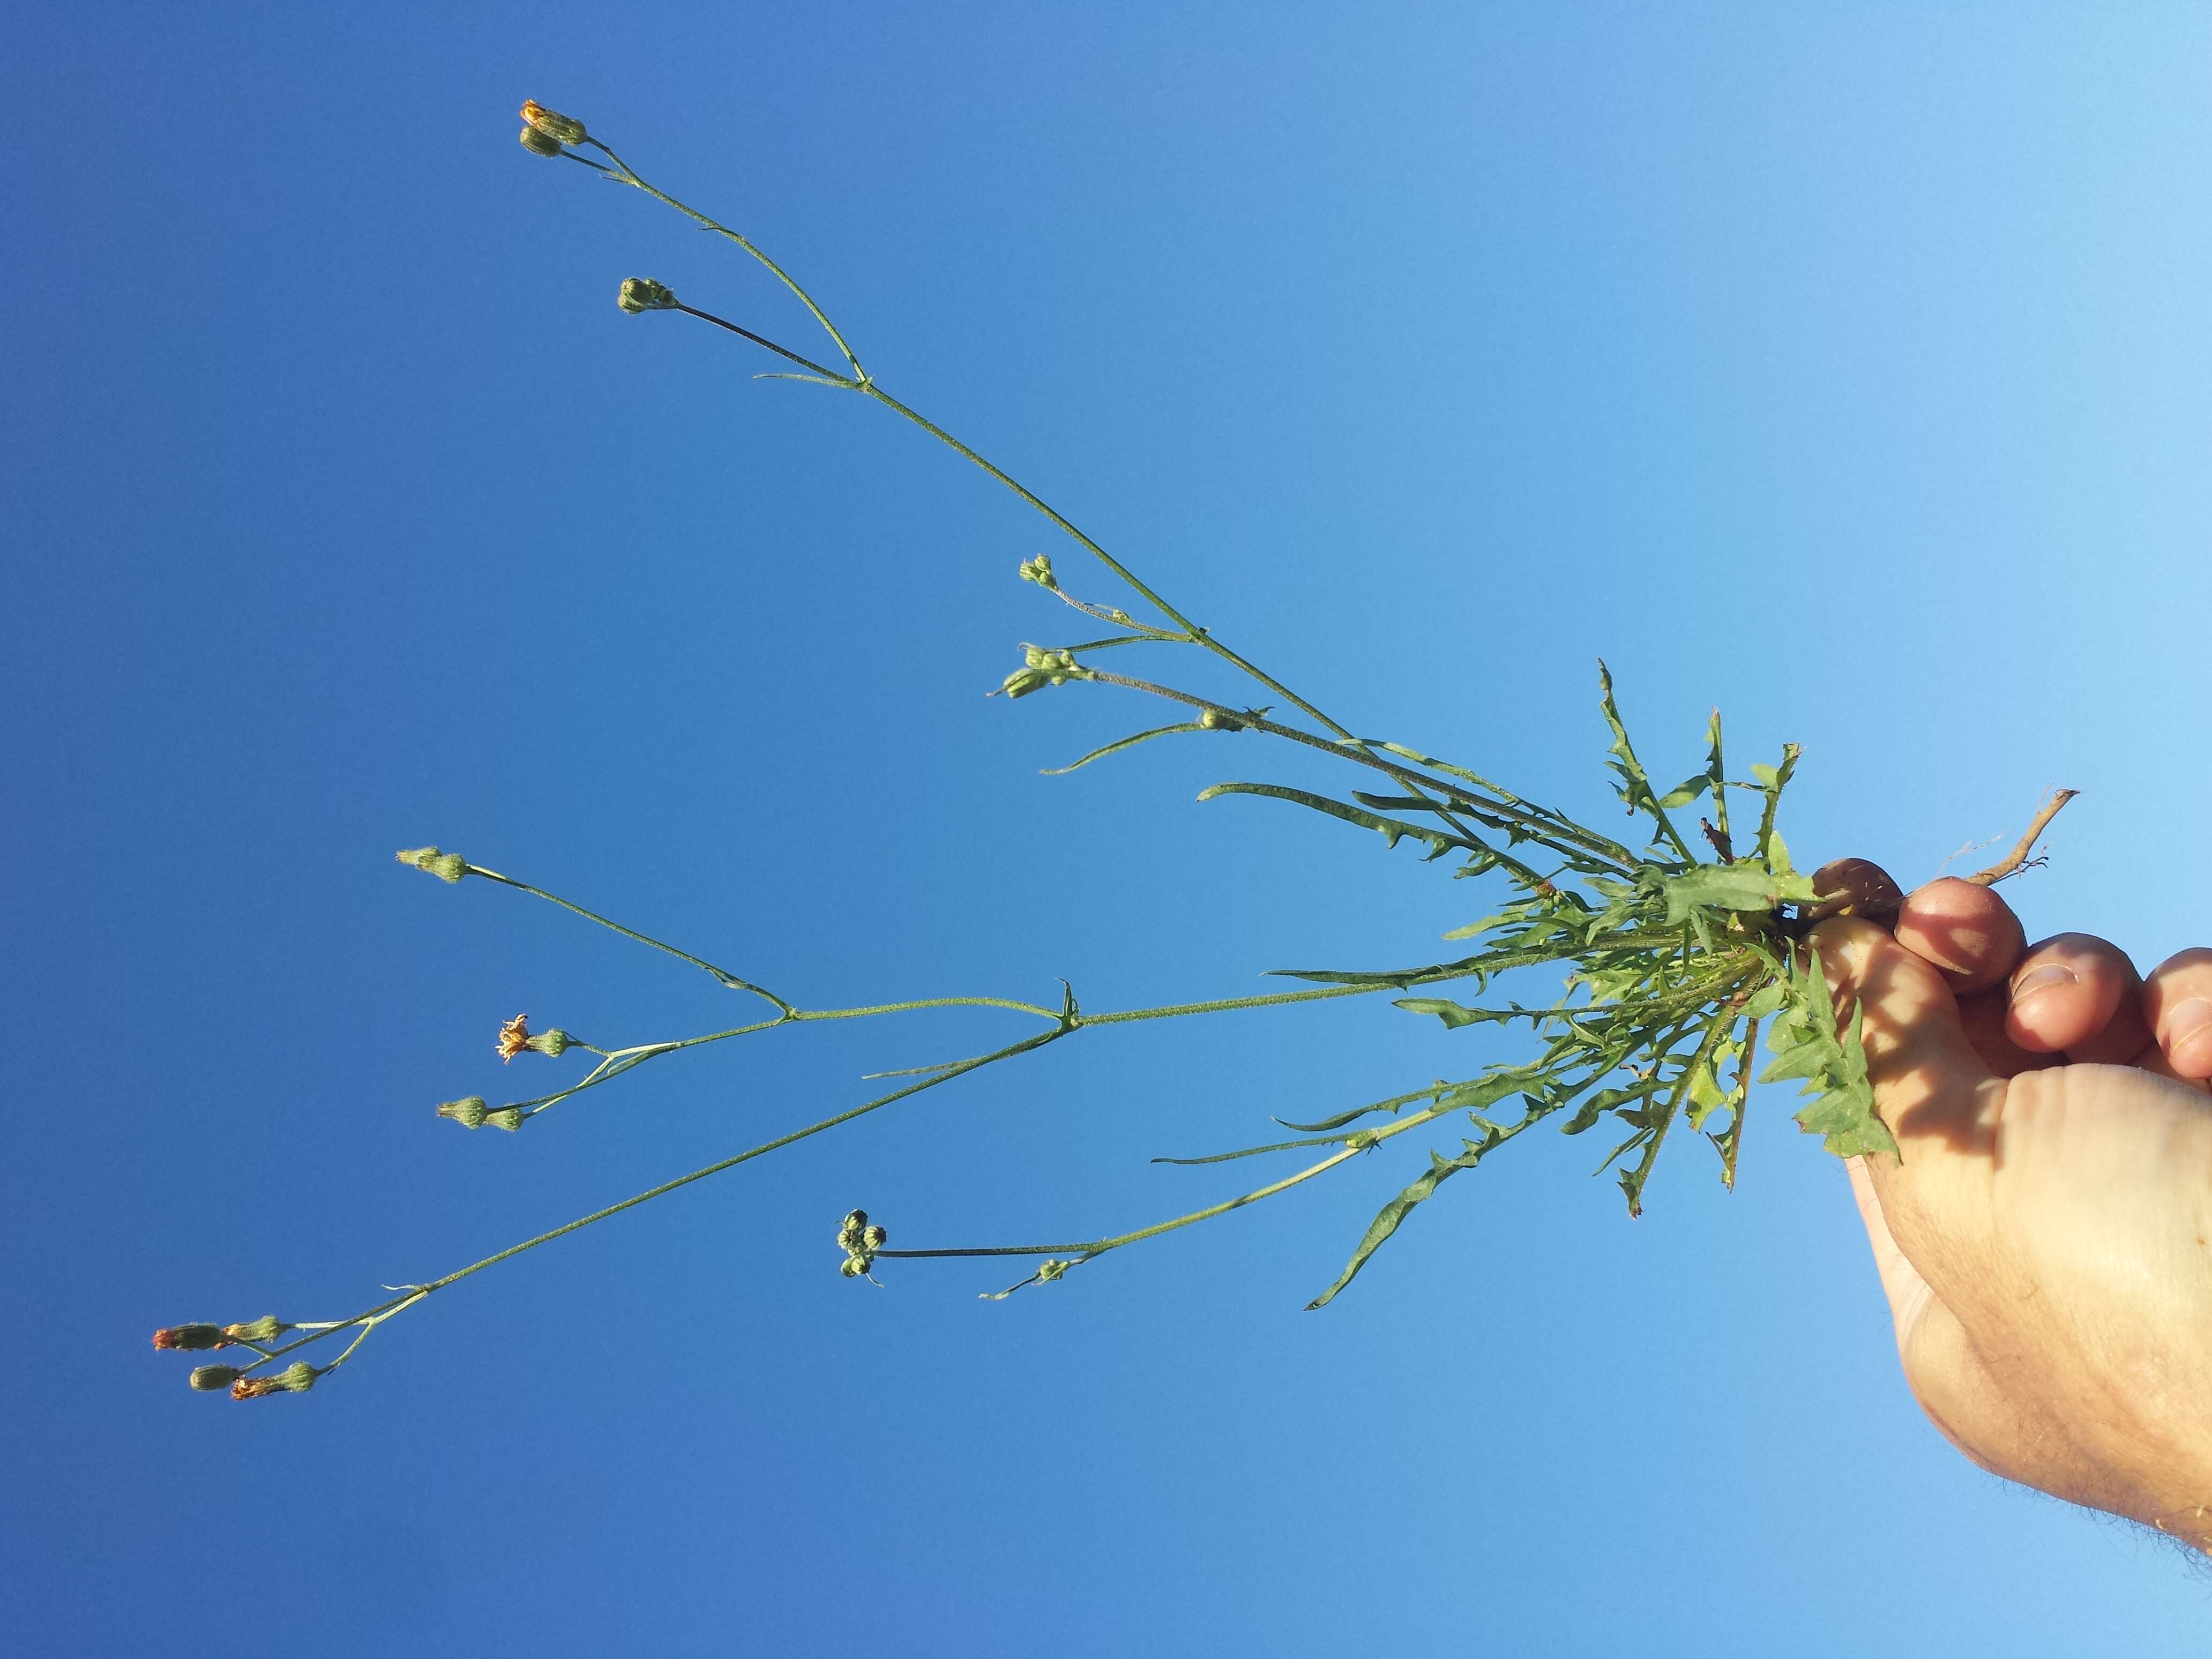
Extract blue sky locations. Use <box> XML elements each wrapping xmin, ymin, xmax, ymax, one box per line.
<box><xmin>6</xmin><ymin>4</ymin><xmax>2212</xmax><ymax>1653</ymax></box>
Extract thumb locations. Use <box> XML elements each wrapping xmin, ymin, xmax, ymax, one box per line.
<box><xmin>1807</xmin><ymin>916</ymin><xmax>2005</xmax><ymax>1276</ymax></box>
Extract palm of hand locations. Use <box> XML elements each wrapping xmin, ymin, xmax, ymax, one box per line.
<box><xmin>1812</xmin><ymin>878</ymin><xmax>2212</xmax><ymax>1546</ymax></box>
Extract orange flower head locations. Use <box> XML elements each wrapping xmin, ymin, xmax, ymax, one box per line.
<box><xmin>497</xmin><ymin>1014</ymin><xmax>532</xmax><ymax>1063</ymax></box>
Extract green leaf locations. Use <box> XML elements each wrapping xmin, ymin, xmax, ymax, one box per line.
<box><xmin>1197</xmin><ymin>782</ymin><xmax>1458</xmax><ymax>854</ymax></box>
<box><xmin>1440</xmin><ymin>913</ymin><xmax>1512</xmax><ymax>941</ymax></box>
<box><xmin>1657</xmin><ymin>772</ymin><xmax>1712</xmax><ymax>809</ymax></box>
<box><xmin>1394</xmin><ymin>997</ymin><xmax>1512</xmax><ymax>1030</ymax></box>
<box><xmin>1306</xmin><ymin>1139</ymin><xmax>1489</xmax><ymax>1309</ymax></box>
<box><xmin>1755</xmin><ymin>945</ymin><xmax>1896</xmax><ymax>1157</ymax></box>
<box><xmin>1040</xmin><ymin>722</ymin><xmax>1204</xmax><ymax>775</ymax></box>
<box><xmin>1661</xmin><ymin>863</ymin><xmax>1819</xmax><ymax>924</ymax></box>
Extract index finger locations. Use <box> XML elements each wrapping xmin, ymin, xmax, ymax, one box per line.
<box><xmin>1893</xmin><ymin>877</ymin><xmax>2027</xmax><ymax>995</ymax></box>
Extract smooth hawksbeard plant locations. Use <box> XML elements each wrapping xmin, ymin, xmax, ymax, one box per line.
<box><xmin>153</xmin><ymin>100</ymin><xmax>2077</xmax><ymax>1400</ymax></box>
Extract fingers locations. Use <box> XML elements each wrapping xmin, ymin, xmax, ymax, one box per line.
<box><xmin>1809</xmin><ymin>917</ymin><xmax>2001</xmax><ymax>1160</ymax></box>
<box><xmin>1894</xmin><ymin>878</ymin><xmax>2025</xmax><ymax>994</ymax></box>
<box><xmin>2004</xmin><ymin>932</ymin><xmax>2148</xmax><ymax>1063</ymax></box>
<box><xmin>2143</xmin><ymin>948</ymin><xmax>2212</xmax><ymax>1080</ymax></box>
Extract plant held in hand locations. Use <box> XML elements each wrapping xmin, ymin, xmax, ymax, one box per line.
<box><xmin>150</xmin><ymin>103</ymin><xmax>2075</xmax><ymax>1399</ymax></box>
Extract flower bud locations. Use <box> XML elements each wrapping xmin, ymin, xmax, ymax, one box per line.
<box><xmin>839</xmin><ymin>1255</ymin><xmax>872</xmax><ymax>1277</ymax></box>
<box><xmin>525</xmin><ymin>1028</ymin><xmax>572</xmax><ymax>1058</ymax></box>
<box><xmin>222</xmin><ymin>1316</ymin><xmax>290</xmax><ymax>1343</ymax></box>
<box><xmin>519</xmin><ymin>125</ymin><xmax>565</xmax><ymax>158</ymax></box>
<box><xmin>842</xmin><ymin>1209</ymin><xmax>869</xmax><ymax>1232</ymax></box>
<box><xmin>396</xmin><ymin>847</ymin><xmax>469</xmax><ymax>883</ymax></box>
<box><xmin>438</xmin><ymin>1096</ymin><xmax>489</xmax><ymax>1129</ymax></box>
<box><xmin>1036</xmin><ymin>1259</ymin><xmax>1070</xmax><ymax>1283</ymax></box>
<box><xmin>230</xmin><ymin>1361</ymin><xmax>319</xmax><ymax>1400</ymax></box>
<box><xmin>618</xmin><ymin>277</ymin><xmax>679</xmax><ymax>314</ymax></box>
<box><xmin>190</xmin><ymin>1365</ymin><xmax>244</xmax><ymax>1391</ymax></box>
<box><xmin>519</xmin><ymin>100</ymin><xmax>588</xmax><ymax>146</ymax></box>
<box><xmin>1198</xmin><ymin>707</ymin><xmax>1244</xmax><ymax>732</ymax></box>
<box><xmin>862</xmin><ymin>1224</ymin><xmax>887</xmax><ymax>1250</ymax></box>
<box><xmin>485</xmin><ymin>1107</ymin><xmax>526</xmax><ymax>1131</ymax></box>
<box><xmin>152</xmin><ymin>1324</ymin><xmax>226</xmax><ymax>1351</ymax></box>
<box><xmin>1018</xmin><ymin>554</ymin><xmax>1058</xmax><ymax>590</ymax></box>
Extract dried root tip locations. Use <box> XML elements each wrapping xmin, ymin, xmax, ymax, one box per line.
<box><xmin>1966</xmin><ymin>788</ymin><xmax>2081</xmax><ymax>887</ymax></box>
<box><xmin>230</xmin><ymin>1362</ymin><xmax>320</xmax><ymax>1400</ymax></box>
<box><xmin>222</xmin><ymin>1316</ymin><xmax>289</xmax><ymax>1343</ymax></box>
<box><xmin>524</xmin><ymin>1028</ymin><xmax>572</xmax><ymax>1058</ymax></box>
<box><xmin>438</xmin><ymin>1095</ymin><xmax>490</xmax><ymax>1129</ymax></box>
<box><xmin>618</xmin><ymin>277</ymin><xmax>679</xmax><ymax>314</ymax></box>
<box><xmin>1018</xmin><ymin>554</ymin><xmax>1058</xmax><ymax>590</ymax></box>
<box><xmin>519</xmin><ymin>100</ymin><xmax>588</xmax><ymax>146</ymax></box>
<box><xmin>152</xmin><ymin>1324</ymin><xmax>226</xmax><ymax>1351</ymax></box>
<box><xmin>189</xmin><ymin>1365</ymin><xmax>244</xmax><ymax>1392</ymax></box>
<box><xmin>1802</xmin><ymin>858</ymin><xmax>1905</xmax><ymax>930</ymax></box>
<box><xmin>396</xmin><ymin>847</ymin><xmax>469</xmax><ymax>883</ymax></box>
<box><xmin>484</xmin><ymin>1107</ymin><xmax>526</xmax><ymax>1132</ymax></box>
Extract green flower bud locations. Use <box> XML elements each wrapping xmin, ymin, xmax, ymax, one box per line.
<box><xmin>1036</xmin><ymin>1259</ymin><xmax>1069</xmax><ymax>1283</ymax></box>
<box><xmin>842</xmin><ymin>1209</ymin><xmax>869</xmax><ymax>1231</ymax></box>
<box><xmin>1018</xmin><ymin>554</ymin><xmax>1058</xmax><ymax>590</ymax></box>
<box><xmin>519</xmin><ymin>124</ymin><xmax>565</xmax><ymax>158</ymax></box>
<box><xmin>840</xmin><ymin>1255</ymin><xmax>871</xmax><ymax>1277</ymax></box>
<box><xmin>222</xmin><ymin>1316</ymin><xmax>290</xmax><ymax>1343</ymax></box>
<box><xmin>190</xmin><ymin>1365</ymin><xmax>244</xmax><ymax>1392</ymax></box>
<box><xmin>233</xmin><ymin>1361</ymin><xmax>322</xmax><ymax>1399</ymax></box>
<box><xmin>484</xmin><ymin>1107</ymin><xmax>526</xmax><ymax>1131</ymax></box>
<box><xmin>862</xmin><ymin>1224</ymin><xmax>887</xmax><ymax>1250</ymax></box>
<box><xmin>438</xmin><ymin>1096</ymin><xmax>489</xmax><ymax>1129</ymax></box>
<box><xmin>519</xmin><ymin>100</ymin><xmax>589</xmax><ymax>146</ymax></box>
<box><xmin>395</xmin><ymin>847</ymin><xmax>469</xmax><ymax>883</ymax></box>
<box><xmin>618</xmin><ymin>277</ymin><xmax>679</xmax><ymax>314</ymax></box>
<box><xmin>525</xmin><ymin>1029</ymin><xmax>572</xmax><ymax>1058</ymax></box>
<box><xmin>1198</xmin><ymin>707</ymin><xmax>1244</xmax><ymax>732</ymax></box>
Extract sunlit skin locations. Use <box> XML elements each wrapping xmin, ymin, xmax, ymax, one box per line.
<box><xmin>1810</xmin><ymin>873</ymin><xmax>2212</xmax><ymax>1550</ymax></box>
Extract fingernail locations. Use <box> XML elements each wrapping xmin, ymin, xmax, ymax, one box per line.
<box><xmin>2165</xmin><ymin>997</ymin><xmax>2212</xmax><ymax>1074</ymax></box>
<box><xmin>2012</xmin><ymin>963</ymin><xmax>2078</xmax><ymax>1003</ymax></box>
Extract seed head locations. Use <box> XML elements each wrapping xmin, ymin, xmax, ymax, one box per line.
<box><xmin>396</xmin><ymin>847</ymin><xmax>469</xmax><ymax>884</ymax></box>
<box><xmin>519</xmin><ymin>100</ymin><xmax>588</xmax><ymax>146</ymax></box>
<box><xmin>438</xmin><ymin>1095</ymin><xmax>490</xmax><ymax>1129</ymax></box>
<box><xmin>189</xmin><ymin>1365</ymin><xmax>244</xmax><ymax>1392</ymax></box>
<box><xmin>618</xmin><ymin>278</ymin><xmax>679</xmax><ymax>315</ymax></box>
<box><xmin>152</xmin><ymin>1324</ymin><xmax>226</xmax><ymax>1351</ymax></box>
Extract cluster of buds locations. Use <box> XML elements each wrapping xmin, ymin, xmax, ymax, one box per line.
<box><xmin>437</xmin><ymin>1095</ymin><xmax>525</xmax><ymax>1131</ymax></box>
<box><xmin>518</xmin><ymin>99</ymin><xmax>588</xmax><ymax>159</ymax></box>
<box><xmin>1035</xmin><ymin>1259</ymin><xmax>1071</xmax><ymax>1284</ymax></box>
<box><xmin>155</xmin><ymin>1318</ymin><xmax>313</xmax><ymax>1398</ymax></box>
<box><xmin>837</xmin><ymin>1209</ymin><xmax>888</xmax><ymax>1279</ymax></box>
<box><xmin>999</xmin><ymin>645</ymin><xmax>1092</xmax><ymax>699</ymax></box>
<box><xmin>151</xmin><ymin>1315</ymin><xmax>293</xmax><ymax>1353</ymax></box>
<box><xmin>395</xmin><ymin>846</ymin><xmax>469</xmax><ymax>884</ymax></box>
<box><xmin>1017</xmin><ymin>553</ymin><xmax>1059</xmax><ymax>591</ymax></box>
<box><xmin>618</xmin><ymin>277</ymin><xmax>680</xmax><ymax>314</ymax></box>
<box><xmin>496</xmin><ymin>1013</ymin><xmax>572</xmax><ymax>1063</ymax></box>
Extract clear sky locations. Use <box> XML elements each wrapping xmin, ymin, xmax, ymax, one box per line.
<box><xmin>7</xmin><ymin>4</ymin><xmax>2212</xmax><ymax>1653</ymax></box>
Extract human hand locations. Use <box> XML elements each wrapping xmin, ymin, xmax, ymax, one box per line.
<box><xmin>1809</xmin><ymin>872</ymin><xmax>2212</xmax><ymax>1549</ymax></box>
